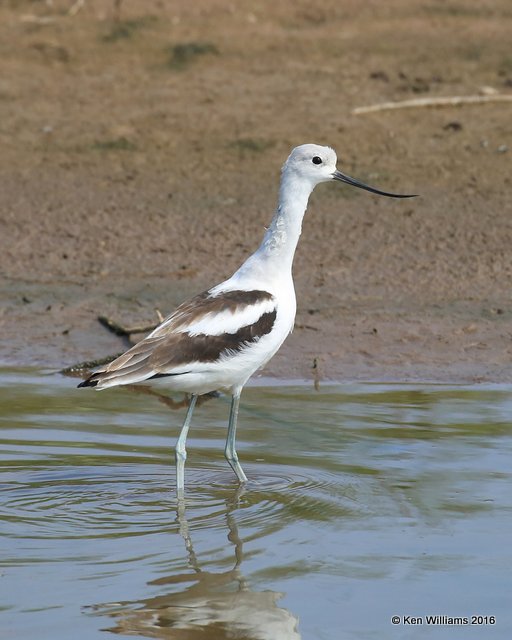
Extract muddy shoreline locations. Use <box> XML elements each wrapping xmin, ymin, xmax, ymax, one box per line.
<box><xmin>1</xmin><ymin>1</ymin><xmax>512</xmax><ymax>383</ymax></box>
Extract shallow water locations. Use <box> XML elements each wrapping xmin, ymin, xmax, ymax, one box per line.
<box><xmin>1</xmin><ymin>369</ymin><xmax>511</xmax><ymax>639</ymax></box>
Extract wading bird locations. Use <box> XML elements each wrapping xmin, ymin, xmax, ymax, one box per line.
<box><xmin>79</xmin><ymin>144</ymin><xmax>415</xmax><ymax>495</ymax></box>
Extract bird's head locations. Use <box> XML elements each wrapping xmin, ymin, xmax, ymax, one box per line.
<box><xmin>282</xmin><ymin>143</ymin><xmax>416</xmax><ymax>198</ymax></box>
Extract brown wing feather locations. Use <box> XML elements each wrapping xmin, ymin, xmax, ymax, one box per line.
<box><xmin>151</xmin><ymin>289</ymin><xmax>274</xmax><ymax>335</ymax></box>
<box><xmin>149</xmin><ymin>310</ymin><xmax>276</xmax><ymax>370</ymax></box>
<box><xmin>78</xmin><ymin>289</ymin><xmax>276</xmax><ymax>388</ymax></box>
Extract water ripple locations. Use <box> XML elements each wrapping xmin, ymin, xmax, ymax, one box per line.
<box><xmin>2</xmin><ymin>460</ymin><xmax>365</xmax><ymax>541</ymax></box>
<box><xmin>3</xmin><ymin>371</ymin><xmax>512</xmax><ymax>640</ymax></box>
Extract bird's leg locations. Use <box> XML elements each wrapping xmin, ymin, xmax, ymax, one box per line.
<box><xmin>225</xmin><ymin>391</ymin><xmax>248</xmax><ymax>484</ymax></box>
<box><xmin>175</xmin><ymin>394</ymin><xmax>198</xmax><ymax>498</ymax></box>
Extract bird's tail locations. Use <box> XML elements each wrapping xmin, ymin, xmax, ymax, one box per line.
<box><xmin>77</xmin><ymin>372</ymin><xmax>103</xmax><ymax>388</ymax></box>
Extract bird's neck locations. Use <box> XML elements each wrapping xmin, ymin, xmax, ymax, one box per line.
<box><xmin>240</xmin><ymin>173</ymin><xmax>313</xmax><ymax>279</ymax></box>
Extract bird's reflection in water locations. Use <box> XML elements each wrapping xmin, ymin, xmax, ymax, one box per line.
<box><xmin>92</xmin><ymin>489</ymin><xmax>301</xmax><ymax>639</ymax></box>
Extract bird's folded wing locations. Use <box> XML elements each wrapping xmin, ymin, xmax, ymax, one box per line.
<box><xmin>78</xmin><ymin>288</ymin><xmax>277</xmax><ymax>388</ymax></box>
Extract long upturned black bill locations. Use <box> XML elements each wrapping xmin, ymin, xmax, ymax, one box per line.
<box><xmin>332</xmin><ymin>170</ymin><xmax>417</xmax><ymax>198</ymax></box>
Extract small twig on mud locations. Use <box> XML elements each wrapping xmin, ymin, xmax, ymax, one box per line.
<box><xmin>97</xmin><ymin>315</ymin><xmax>158</xmax><ymax>337</ymax></box>
<box><xmin>21</xmin><ymin>0</ymin><xmax>85</xmax><ymax>22</ymax></box>
<box><xmin>20</xmin><ymin>14</ymin><xmax>55</xmax><ymax>24</ymax></box>
<box><xmin>98</xmin><ymin>308</ymin><xmax>165</xmax><ymax>337</ymax></box>
<box><xmin>68</xmin><ymin>0</ymin><xmax>85</xmax><ymax>16</ymax></box>
<box><xmin>295</xmin><ymin>323</ymin><xmax>319</xmax><ymax>331</ymax></box>
<box><xmin>312</xmin><ymin>357</ymin><xmax>321</xmax><ymax>392</ymax></box>
<box><xmin>113</xmin><ymin>0</ymin><xmax>123</xmax><ymax>22</ymax></box>
<box><xmin>353</xmin><ymin>94</ymin><xmax>512</xmax><ymax>115</ymax></box>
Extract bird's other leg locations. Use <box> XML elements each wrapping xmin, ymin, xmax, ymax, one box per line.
<box><xmin>225</xmin><ymin>390</ymin><xmax>248</xmax><ymax>484</ymax></box>
<box><xmin>175</xmin><ymin>394</ymin><xmax>198</xmax><ymax>498</ymax></box>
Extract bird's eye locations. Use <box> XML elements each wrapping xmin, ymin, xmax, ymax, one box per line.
<box><xmin>312</xmin><ymin>156</ymin><xmax>323</xmax><ymax>165</ymax></box>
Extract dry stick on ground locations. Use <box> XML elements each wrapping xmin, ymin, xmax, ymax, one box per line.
<box><xmin>352</xmin><ymin>94</ymin><xmax>512</xmax><ymax>115</ymax></box>
<box><xmin>113</xmin><ymin>0</ymin><xmax>123</xmax><ymax>22</ymax></box>
<box><xmin>312</xmin><ymin>357</ymin><xmax>321</xmax><ymax>392</ymax></box>
<box><xmin>68</xmin><ymin>0</ymin><xmax>85</xmax><ymax>16</ymax></box>
<box><xmin>97</xmin><ymin>315</ymin><xmax>159</xmax><ymax>337</ymax></box>
<box><xmin>19</xmin><ymin>14</ymin><xmax>55</xmax><ymax>24</ymax></box>
<box><xmin>97</xmin><ymin>308</ymin><xmax>164</xmax><ymax>337</ymax></box>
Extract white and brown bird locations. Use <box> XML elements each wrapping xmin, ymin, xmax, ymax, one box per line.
<box><xmin>79</xmin><ymin>143</ymin><xmax>415</xmax><ymax>495</ymax></box>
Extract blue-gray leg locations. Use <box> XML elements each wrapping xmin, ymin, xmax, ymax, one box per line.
<box><xmin>175</xmin><ymin>394</ymin><xmax>198</xmax><ymax>497</ymax></box>
<box><xmin>225</xmin><ymin>392</ymin><xmax>248</xmax><ymax>484</ymax></box>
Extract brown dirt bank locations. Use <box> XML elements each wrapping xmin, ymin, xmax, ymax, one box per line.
<box><xmin>1</xmin><ymin>1</ymin><xmax>512</xmax><ymax>383</ymax></box>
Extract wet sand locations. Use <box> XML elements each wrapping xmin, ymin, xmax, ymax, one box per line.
<box><xmin>1</xmin><ymin>0</ymin><xmax>512</xmax><ymax>383</ymax></box>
